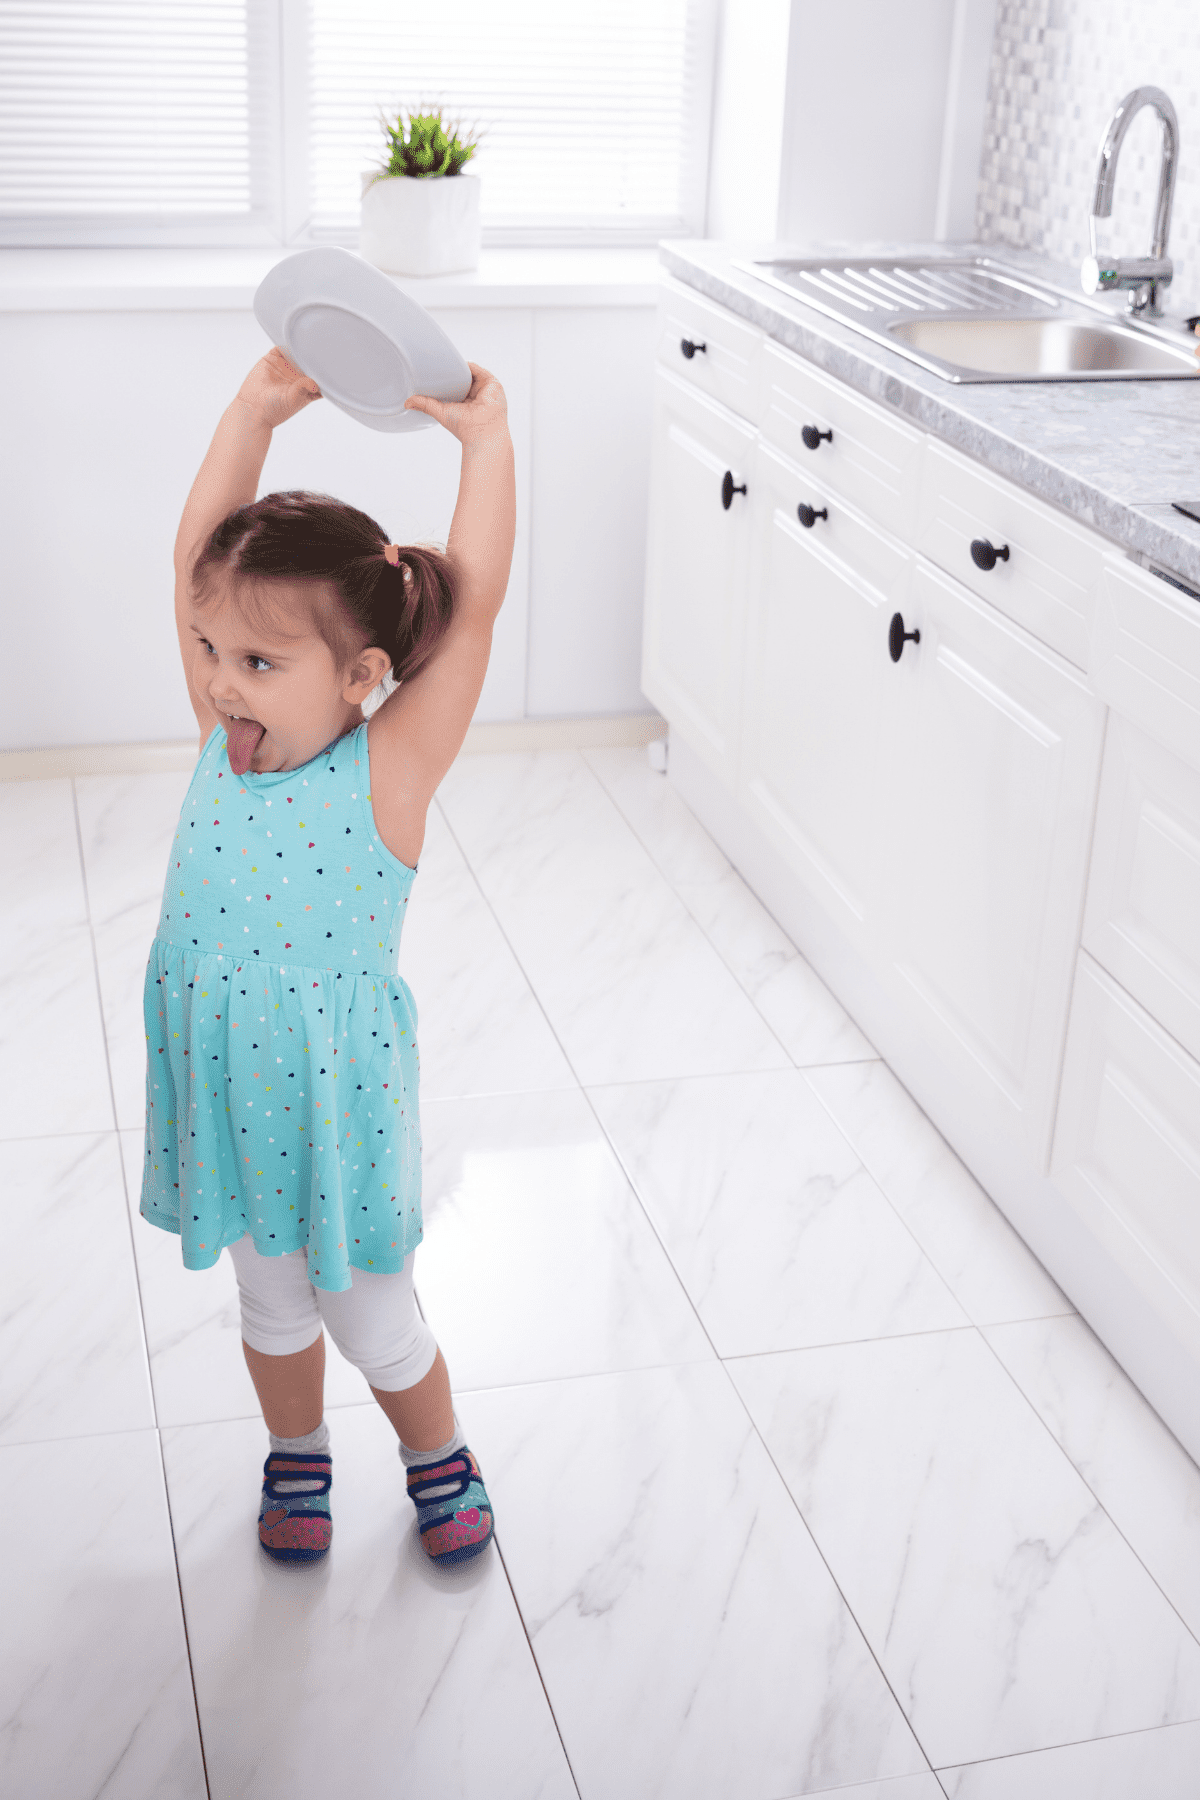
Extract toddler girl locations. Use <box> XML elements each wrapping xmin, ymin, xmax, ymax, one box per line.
<box><xmin>141</xmin><ymin>346</ymin><xmax>515</xmax><ymax>1567</ymax></box>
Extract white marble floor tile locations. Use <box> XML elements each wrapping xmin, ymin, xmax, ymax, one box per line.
<box><xmin>0</xmin><ymin>1132</ymin><xmax>153</xmax><ymax>1446</ymax></box>
<box><xmin>588</xmin><ymin>1072</ymin><xmax>968</xmax><ymax>1356</ymax></box>
<box><xmin>938</xmin><ymin>1719</ymin><xmax>1200</xmax><ymax>1798</ymax></box>
<box><xmin>983</xmin><ymin>1313</ymin><xmax>1200</xmax><ymax>1642</ymax></box>
<box><xmin>730</xmin><ymin>1330</ymin><xmax>1200</xmax><ymax>1769</ymax></box>
<box><xmin>474</xmin><ymin>1360</ymin><xmax>929</xmax><ymax>1800</ymax></box>
<box><xmin>805</xmin><ymin>1060</ymin><xmax>1073</xmax><ymax>1325</ymax></box>
<box><xmin>437</xmin><ymin>748</ymin><xmax>660</xmax><ymax>903</ymax></box>
<box><xmin>75</xmin><ymin>766</ymin><xmax>194</xmax><ymax>926</ymax></box>
<box><xmin>0</xmin><ymin>1428</ymin><xmax>206</xmax><ymax>1800</ymax></box>
<box><xmin>480</xmin><ymin>876</ymin><xmax>791</xmax><ymax>1084</ymax></box>
<box><xmin>582</xmin><ymin>744</ymin><xmax>734</xmax><ymax>885</ymax></box>
<box><xmin>0</xmin><ymin>776</ymin><xmax>88</xmax><ymax>950</ymax></box>
<box><xmin>0</xmin><ymin>924</ymin><xmax>114</xmax><ymax>1139</ymax></box>
<box><xmin>162</xmin><ymin>1405</ymin><xmax>577</xmax><ymax>1800</ymax></box>
<box><xmin>94</xmin><ymin>895</ymin><xmax>158</xmax><ymax>1131</ymax></box>
<box><xmin>122</xmin><ymin>1130</ymin><xmax>367</xmax><ymax>1426</ymax></box>
<box><xmin>398</xmin><ymin>803</ymin><xmax>577</xmax><ymax>1099</ymax></box>
<box><xmin>676</xmin><ymin>869</ymin><xmax>877</xmax><ymax>1065</ymax></box>
<box><xmin>417</xmin><ymin>1088</ymin><xmax>714</xmax><ymax>1388</ymax></box>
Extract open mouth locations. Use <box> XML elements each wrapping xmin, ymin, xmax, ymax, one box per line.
<box><xmin>223</xmin><ymin>710</ymin><xmax>267</xmax><ymax>775</ymax></box>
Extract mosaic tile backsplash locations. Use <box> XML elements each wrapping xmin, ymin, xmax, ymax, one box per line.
<box><xmin>976</xmin><ymin>0</ymin><xmax>1200</xmax><ymax>317</ymax></box>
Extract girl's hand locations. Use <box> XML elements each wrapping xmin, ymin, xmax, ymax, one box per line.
<box><xmin>236</xmin><ymin>347</ymin><xmax>322</xmax><ymax>430</ymax></box>
<box><xmin>404</xmin><ymin>361</ymin><xmax>508</xmax><ymax>445</ymax></box>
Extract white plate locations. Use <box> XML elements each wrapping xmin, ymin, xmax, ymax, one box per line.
<box><xmin>252</xmin><ymin>246</ymin><xmax>472</xmax><ymax>433</ymax></box>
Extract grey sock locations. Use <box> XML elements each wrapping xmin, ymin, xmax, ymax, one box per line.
<box><xmin>398</xmin><ymin>1410</ymin><xmax>466</xmax><ymax>1500</ymax></box>
<box><xmin>267</xmin><ymin>1417</ymin><xmax>330</xmax><ymax>1494</ymax></box>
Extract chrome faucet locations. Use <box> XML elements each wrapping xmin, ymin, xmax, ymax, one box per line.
<box><xmin>1080</xmin><ymin>86</ymin><xmax>1178</xmax><ymax>318</ymax></box>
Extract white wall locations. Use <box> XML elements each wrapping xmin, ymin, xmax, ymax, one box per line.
<box><xmin>705</xmin><ymin>0</ymin><xmax>792</xmax><ymax>241</ymax></box>
<box><xmin>0</xmin><ymin>294</ymin><xmax>658</xmax><ymax>753</ymax></box>
<box><xmin>776</xmin><ymin>0</ymin><xmax>995</xmax><ymax>246</ymax></box>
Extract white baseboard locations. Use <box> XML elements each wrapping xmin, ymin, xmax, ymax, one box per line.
<box><xmin>0</xmin><ymin>712</ymin><xmax>667</xmax><ymax>782</ymax></box>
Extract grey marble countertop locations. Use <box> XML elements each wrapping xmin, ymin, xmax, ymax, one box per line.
<box><xmin>660</xmin><ymin>239</ymin><xmax>1200</xmax><ymax>592</ymax></box>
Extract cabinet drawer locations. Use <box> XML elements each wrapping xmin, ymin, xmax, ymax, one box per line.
<box><xmin>1091</xmin><ymin>553</ymin><xmax>1200</xmax><ymax>766</ymax></box>
<box><xmin>759</xmin><ymin>339</ymin><xmax>924</xmax><ymax>542</ymax></box>
<box><xmin>1052</xmin><ymin>953</ymin><xmax>1200</xmax><ymax>1362</ymax></box>
<box><xmin>1084</xmin><ymin>713</ymin><xmax>1200</xmax><ymax>1064</ymax></box>
<box><xmin>655</xmin><ymin>275</ymin><xmax>763</xmax><ymax>423</ymax></box>
<box><xmin>918</xmin><ymin>438</ymin><xmax>1104</xmax><ymax>670</ymax></box>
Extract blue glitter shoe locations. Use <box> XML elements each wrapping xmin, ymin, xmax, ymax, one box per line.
<box><xmin>406</xmin><ymin>1444</ymin><xmax>494</xmax><ymax>1565</ymax></box>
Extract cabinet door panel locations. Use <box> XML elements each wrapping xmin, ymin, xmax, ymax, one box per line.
<box><xmin>1084</xmin><ymin>713</ymin><xmax>1200</xmax><ymax>1065</ymax></box>
<box><xmin>1053</xmin><ymin>952</ymin><xmax>1200</xmax><ymax>1362</ymax></box>
<box><xmin>738</xmin><ymin>441</ymin><xmax>907</xmax><ymax>941</ymax></box>
<box><xmin>641</xmin><ymin>366</ymin><xmax>756</xmax><ymax>788</ymax></box>
<box><xmin>880</xmin><ymin>556</ymin><xmax>1105</xmax><ymax>1164</ymax></box>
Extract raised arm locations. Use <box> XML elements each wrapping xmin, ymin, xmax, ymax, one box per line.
<box><xmin>366</xmin><ymin>364</ymin><xmax>516</xmax><ymax>836</ymax></box>
<box><xmin>173</xmin><ymin>352</ymin><xmax>321</xmax><ymax>742</ymax></box>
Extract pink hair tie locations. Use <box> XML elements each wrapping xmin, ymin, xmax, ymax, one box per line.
<box><xmin>383</xmin><ymin>543</ymin><xmax>401</xmax><ymax>565</ymax></box>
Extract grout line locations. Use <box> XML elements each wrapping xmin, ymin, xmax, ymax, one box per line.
<box><xmin>70</xmin><ymin>779</ymin><xmax>213</xmax><ymax>1797</ymax></box>
<box><xmin>430</xmin><ymin>789</ymin><xmax>724</xmax><ymax>1361</ymax></box>
<box><xmin>973</xmin><ymin>1320</ymin><xmax>1200</xmax><ymax>1657</ymax></box>
<box><xmin>490</xmin><ymin>1531</ymin><xmax>584</xmax><ymax>1800</ymax></box>
<box><xmin>713</xmin><ymin>1352</ymin><xmax>946</xmax><ymax>1780</ymax></box>
<box><xmin>575</xmin><ymin>748</ymin><xmax>818</xmax><ymax>1070</ymax></box>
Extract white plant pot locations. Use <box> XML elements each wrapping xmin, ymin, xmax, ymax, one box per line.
<box><xmin>359</xmin><ymin>171</ymin><xmax>481</xmax><ymax>276</ymax></box>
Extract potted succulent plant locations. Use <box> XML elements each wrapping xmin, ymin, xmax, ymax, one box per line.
<box><xmin>360</xmin><ymin>105</ymin><xmax>485</xmax><ymax>276</ymax></box>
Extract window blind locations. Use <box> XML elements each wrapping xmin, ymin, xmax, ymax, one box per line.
<box><xmin>0</xmin><ymin>0</ymin><xmax>278</xmax><ymax>242</ymax></box>
<box><xmin>0</xmin><ymin>0</ymin><xmax>716</xmax><ymax>246</ymax></box>
<box><xmin>308</xmin><ymin>0</ymin><xmax>717</xmax><ymax>242</ymax></box>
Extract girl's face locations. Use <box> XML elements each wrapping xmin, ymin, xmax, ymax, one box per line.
<box><xmin>190</xmin><ymin>585</ymin><xmax>390</xmax><ymax>773</ymax></box>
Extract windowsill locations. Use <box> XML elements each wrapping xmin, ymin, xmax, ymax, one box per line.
<box><xmin>0</xmin><ymin>242</ymin><xmax>670</xmax><ymax>310</ymax></box>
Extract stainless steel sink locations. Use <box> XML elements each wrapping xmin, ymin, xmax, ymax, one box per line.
<box><xmin>730</xmin><ymin>254</ymin><xmax>1200</xmax><ymax>382</ymax></box>
<box><xmin>889</xmin><ymin>315</ymin><xmax>1198</xmax><ymax>377</ymax></box>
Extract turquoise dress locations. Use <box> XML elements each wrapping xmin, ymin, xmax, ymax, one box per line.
<box><xmin>140</xmin><ymin>720</ymin><xmax>422</xmax><ymax>1292</ymax></box>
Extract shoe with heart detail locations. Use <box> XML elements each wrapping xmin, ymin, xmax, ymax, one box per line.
<box><xmin>258</xmin><ymin>1452</ymin><xmax>333</xmax><ymax>1562</ymax></box>
<box><xmin>406</xmin><ymin>1444</ymin><xmax>494</xmax><ymax>1565</ymax></box>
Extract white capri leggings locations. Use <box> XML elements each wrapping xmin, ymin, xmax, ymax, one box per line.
<box><xmin>227</xmin><ymin>1234</ymin><xmax>439</xmax><ymax>1392</ymax></box>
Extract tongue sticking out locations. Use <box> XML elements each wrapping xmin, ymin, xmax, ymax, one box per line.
<box><xmin>226</xmin><ymin>716</ymin><xmax>266</xmax><ymax>776</ymax></box>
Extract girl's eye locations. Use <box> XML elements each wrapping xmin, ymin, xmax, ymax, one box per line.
<box><xmin>246</xmin><ymin>656</ymin><xmax>272</xmax><ymax>672</ymax></box>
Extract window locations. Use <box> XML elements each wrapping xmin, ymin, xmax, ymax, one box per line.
<box><xmin>0</xmin><ymin>0</ymin><xmax>282</xmax><ymax>245</ymax></box>
<box><xmin>0</xmin><ymin>0</ymin><xmax>717</xmax><ymax>248</ymax></box>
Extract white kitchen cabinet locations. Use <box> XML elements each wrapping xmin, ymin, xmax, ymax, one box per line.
<box><xmin>738</xmin><ymin>436</ymin><xmax>912</xmax><ymax>946</ymax></box>
<box><xmin>640</xmin><ymin>364</ymin><xmax>757</xmax><ymax>789</ymax></box>
<box><xmin>876</xmin><ymin>554</ymin><xmax>1106</xmax><ymax>1167</ymax></box>
<box><xmin>645</xmin><ymin>270</ymin><xmax>1200</xmax><ymax>1463</ymax></box>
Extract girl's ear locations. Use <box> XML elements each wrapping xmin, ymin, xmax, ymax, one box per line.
<box><xmin>343</xmin><ymin>645</ymin><xmax>393</xmax><ymax>703</ymax></box>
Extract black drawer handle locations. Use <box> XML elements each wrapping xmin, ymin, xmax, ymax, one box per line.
<box><xmin>680</xmin><ymin>337</ymin><xmax>707</xmax><ymax>359</ymax></box>
<box><xmin>801</xmin><ymin>424</ymin><xmax>833</xmax><ymax>451</ymax></box>
<box><xmin>721</xmin><ymin>470</ymin><xmax>747</xmax><ymax>510</ymax></box>
<box><xmin>970</xmin><ymin>537</ymin><xmax>1010</xmax><ymax>571</ymax></box>
<box><xmin>797</xmin><ymin>503</ymin><xmax>828</xmax><ymax>529</ymax></box>
<box><xmin>889</xmin><ymin>612</ymin><xmax>920</xmax><ymax>662</ymax></box>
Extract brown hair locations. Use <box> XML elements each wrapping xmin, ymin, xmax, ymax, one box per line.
<box><xmin>186</xmin><ymin>489</ymin><xmax>458</xmax><ymax>684</ymax></box>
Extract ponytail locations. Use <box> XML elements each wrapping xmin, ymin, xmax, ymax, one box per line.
<box><xmin>188</xmin><ymin>490</ymin><xmax>459</xmax><ymax>687</ymax></box>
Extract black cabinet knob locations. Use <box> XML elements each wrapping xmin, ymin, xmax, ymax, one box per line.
<box><xmin>797</xmin><ymin>503</ymin><xmax>828</xmax><ymax>529</ymax></box>
<box><xmin>888</xmin><ymin>612</ymin><xmax>921</xmax><ymax>662</ymax></box>
<box><xmin>970</xmin><ymin>537</ymin><xmax>1010</xmax><ymax>571</ymax></box>
<box><xmin>721</xmin><ymin>470</ymin><xmax>747</xmax><ymax>510</ymax></box>
<box><xmin>801</xmin><ymin>424</ymin><xmax>833</xmax><ymax>451</ymax></box>
<box><xmin>680</xmin><ymin>337</ymin><xmax>707</xmax><ymax>359</ymax></box>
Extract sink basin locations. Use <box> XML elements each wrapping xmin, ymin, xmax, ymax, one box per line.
<box><xmin>889</xmin><ymin>316</ymin><xmax>1198</xmax><ymax>378</ymax></box>
<box><xmin>731</xmin><ymin>254</ymin><xmax>1200</xmax><ymax>382</ymax></box>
